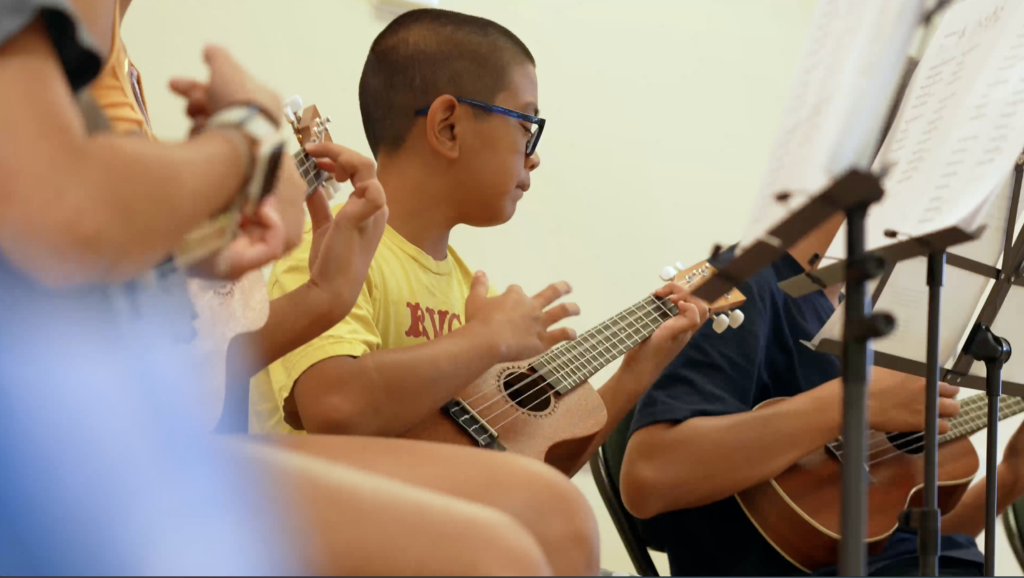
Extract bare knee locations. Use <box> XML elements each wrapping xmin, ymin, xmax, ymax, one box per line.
<box><xmin>462</xmin><ymin>509</ymin><xmax>553</xmax><ymax>576</ymax></box>
<box><xmin>505</xmin><ymin>457</ymin><xmax>601</xmax><ymax>575</ymax></box>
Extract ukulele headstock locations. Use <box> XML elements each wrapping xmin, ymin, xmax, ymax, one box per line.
<box><xmin>283</xmin><ymin>95</ymin><xmax>341</xmax><ymax>198</ymax></box>
<box><xmin>662</xmin><ymin>260</ymin><xmax>746</xmax><ymax>334</ymax></box>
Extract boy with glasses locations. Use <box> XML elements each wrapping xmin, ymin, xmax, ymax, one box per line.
<box><xmin>253</xmin><ymin>8</ymin><xmax>706</xmax><ymax>490</ymax></box>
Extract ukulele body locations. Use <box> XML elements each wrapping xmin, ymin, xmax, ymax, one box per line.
<box><xmin>400</xmin><ymin>359</ymin><xmax>608</xmax><ymax>475</ymax></box>
<box><xmin>735</xmin><ymin>398</ymin><xmax>979</xmax><ymax>573</ymax></box>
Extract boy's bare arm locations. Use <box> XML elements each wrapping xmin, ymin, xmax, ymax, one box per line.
<box><xmin>0</xmin><ymin>22</ymin><xmax>275</xmax><ymax>286</ymax></box>
<box><xmin>293</xmin><ymin>275</ymin><xmax>579</xmax><ymax>437</ymax></box>
<box><xmin>621</xmin><ymin>383</ymin><xmax>843</xmax><ymax>519</ymax></box>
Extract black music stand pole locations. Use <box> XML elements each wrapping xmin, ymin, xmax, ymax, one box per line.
<box><xmin>918</xmin><ymin>252</ymin><xmax>946</xmax><ymax>576</ymax></box>
<box><xmin>840</xmin><ymin>202</ymin><xmax>894</xmax><ymax>576</ymax></box>
<box><xmin>963</xmin><ymin>324</ymin><xmax>1012</xmax><ymax>576</ymax></box>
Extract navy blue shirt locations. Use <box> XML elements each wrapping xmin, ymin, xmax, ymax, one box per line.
<box><xmin>629</xmin><ymin>249</ymin><xmax>983</xmax><ymax>576</ymax></box>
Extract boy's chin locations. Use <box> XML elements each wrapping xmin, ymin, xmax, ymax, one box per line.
<box><xmin>465</xmin><ymin>203</ymin><xmax>518</xmax><ymax>228</ymax></box>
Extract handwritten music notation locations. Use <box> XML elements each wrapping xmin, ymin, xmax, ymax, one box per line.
<box><xmin>869</xmin><ymin>0</ymin><xmax>1024</xmax><ymax>250</ymax></box>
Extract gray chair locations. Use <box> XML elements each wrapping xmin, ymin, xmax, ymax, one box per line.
<box><xmin>1003</xmin><ymin>496</ymin><xmax>1024</xmax><ymax>571</ymax></box>
<box><xmin>589</xmin><ymin>408</ymin><xmax>662</xmax><ymax>577</ymax></box>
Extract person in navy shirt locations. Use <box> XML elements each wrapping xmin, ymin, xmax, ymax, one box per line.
<box><xmin>620</xmin><ymin>217</ymin><xmax>1024</xmax><ymax>576</ymax></box>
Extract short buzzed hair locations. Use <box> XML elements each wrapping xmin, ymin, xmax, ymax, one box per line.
<box><xmin>359</xmin><ymin>9</ymin><xmax>535</xmax><ymax>158</ymax></box>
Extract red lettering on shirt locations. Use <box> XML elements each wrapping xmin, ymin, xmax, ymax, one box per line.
<box><xmin>404</xmin><ymin>302</ymin><xmax>430</xmax><ymax>340</ymax></box>
<box><xmin>426</xmin><ymin>307</ymin><xmax>450</xmax><ymax>339</ymax></box>
<box><xmin>406</xmin><ymin>303</ymin><xmax>463</xmax><ymax>340</ymax></box>
<box><xmin>447</xmin><ymin>313</ymin><xmax>463</xmax><ymax>334</ymax></box>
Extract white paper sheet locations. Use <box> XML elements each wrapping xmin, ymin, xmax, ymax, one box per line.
<box><xmin>869</xmin><ymin>0</ymin><xmax>1024</xmax><ymax>249</ymax></box>
<box><xmin>739</xmin><ymin>0</ymin><xmax>923</xmax><ymax>250</ymax></box>
<box><xmin>811</xmin><ymin>0</ymin><xmax>1024</xmax><ymax>367</ymax></box>
<box><xmin>809</xmin><ymin>260</ymin><xmax>992</xmax><ymax>368</ymax></box>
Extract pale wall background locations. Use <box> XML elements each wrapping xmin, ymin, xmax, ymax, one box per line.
<box><xmin>120</xmin><ymin>0</ymin><xmax>1022</xmax><ymax>574</ymax></box>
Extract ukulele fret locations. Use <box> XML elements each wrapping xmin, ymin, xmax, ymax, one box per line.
<box><xmin>292</xmin><ymin>149</ymin><xmax>330</xmax><ymax>197</ymax></box>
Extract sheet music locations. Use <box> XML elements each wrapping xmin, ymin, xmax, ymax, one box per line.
<box><xmin>739</xmin><ymin>0</ymin><xmax>922</xmax><ymax>250</ymax></box>
<box><xmin>810</xmin><ymin>170</ymin><xmax>1023</xmax><ymax>374</ymax></box>
<box><xmin>825</xmin><ymin>169</ymin><xmax>1019</xmax><ymax>264</ymax></box>
<box><xmin>865</xmin><ymin>0</ymin><xmax>1024</xmax><ymax>250</ymax></box>
<box><xmin>809</xmin><ymin>260</ymin><xmax>991</xmax><ymax>369</ymax></box>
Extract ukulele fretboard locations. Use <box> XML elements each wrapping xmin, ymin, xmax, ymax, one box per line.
<box><xmin>293</xmin><ymin>149</ymin><xmax>330</xmax><ymax>197</ymax></box>
<box><xmin>532</xmin><ymin>295</ymin><xmax>678</xmax><ymax>394</ymax></box>
<box><xmin>940</xmin><ymin>393</ymin><xmax>1024</xmax><ymax>442</ymax></box>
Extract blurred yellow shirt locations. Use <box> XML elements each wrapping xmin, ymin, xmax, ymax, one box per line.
<box><xmin>249</xmin><ymin>205</ymin><xmax>485</xmax><ymax>434</ymax></box>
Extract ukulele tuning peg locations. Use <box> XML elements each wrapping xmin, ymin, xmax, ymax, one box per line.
<box><xmin>713</xmin><ymin>314</ymin><xmax>730</xmax><ymax>334</ymax></box>
<box><xmin>660</xmin><ymin>266</ymin><xmax>679</xmax><ymax>281</ymax></box>
<box><xmin>675</xmin><ymin>261</ymin><xmax>686</xmax><ymax>272</ymax></box>
<box><xmin>283</xmin><ymin>95</ymin><xmax>304</xmax><ymax>119</ymax></box>
<box><xmin>324</xmin><ymin>178</ymin><xmax>342</xmax><ymax>200</ymax></box>
<box><xmin>729</xmin><ymin>309</ymin><xmax>745</xmax><ymax>328</ymax></box>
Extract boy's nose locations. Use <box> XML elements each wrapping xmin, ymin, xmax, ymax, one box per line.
<box><xmin>526</xmin><ymin>152</ymin><xmax>541</xmax><ymax>171</ymax></box>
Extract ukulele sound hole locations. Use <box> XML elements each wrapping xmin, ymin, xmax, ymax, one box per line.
<box><xmin>501</xmin><ymin>370</ymin><xmax>554</xmax><ymax>413</ymax></box>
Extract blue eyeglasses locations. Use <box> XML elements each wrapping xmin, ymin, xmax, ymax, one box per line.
<box><xmin>415</xmin><ymin>97</ymin><xmax>546</xmax><ymax>157</ymax></box>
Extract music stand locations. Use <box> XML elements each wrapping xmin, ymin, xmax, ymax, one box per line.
<box><xmin>781</xmin><ymin>156</ymin><xmax>1024</xmax><ymax>576</ymax></box>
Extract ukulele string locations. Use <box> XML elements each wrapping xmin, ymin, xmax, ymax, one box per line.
<box><xmin>832</xmin><ymin>430</ymin><xmax>919</xmax><ymax>459</ymax></box>
<box><xmin>832</xmin><ymin>394</ymin><xmax>994</xmax><ymax>459</ymax></box>
<box><xmin>486</xmin><ymin>278</ymin><xmax>728</xmax><ymax>433</ymax></box>
<box><xmin>865</xmin><ymin>397</ymin><xmax>1023</xmax><ymax>466</ymax></box>
<box><xmin>838</xmin><ymin>395</ymin><xmax>1016</xmax><ymax>465</ymax></box>
<box><xmin>455</xmin><ymin>296</ymin><xmax>658</xmax><ymax>412</ymax></box>
<box><xmin>457</xmin><ymin>271</ymin><xmax>708</xmax><ymax>429</ymax></box>
<box><xmin>467</xmin><ymin>271</ymin><xmax>724</xmax><ymax>438</ymax></box>
<box><xmin>464</xmin><ymin>296</ymin><xmax>674</xmax><ymax>438</ymax></box>
<box><xmin>488</xmin><ymin>298</ymin><xmax>684</xmax><ymax>434</ymax></box>
<box><xmin>457</xmin><ymin>267</ymin><xmax>714</xmax><ymax>414</ymax></box>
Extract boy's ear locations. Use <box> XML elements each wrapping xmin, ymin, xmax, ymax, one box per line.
<box><xmin>424</xmin><ymin>95</ymin><xmax>460</xmax><ymax>160</ymax></box>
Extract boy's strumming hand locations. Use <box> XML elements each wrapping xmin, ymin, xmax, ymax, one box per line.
<box><xmin>465</xmin><ymin>273</ymin><xmax>579</xmax><ymax>364</ymax></box>
<box><xmin>865</xmin><ymin>367</ymin><xmax>960</xmax><ymax>434</ymax></box>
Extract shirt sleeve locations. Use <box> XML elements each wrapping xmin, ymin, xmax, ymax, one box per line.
<box><xmin>629</xmin><ymin>274</ymin><xmax>772</xmax><ymax>436</ymax></box>
<box><xmin>265</xmin><ymin>211</ymin><xmax>383</xmax><ymax>418</ymax></box>
<box><xmin>279</xmin><ymin>274</ymin><xmax>381</xmax><ymax>391</ymax></box>
<box><xmin>0</xmin><ymin>0</ymin><xmax>102</xmax><ymax>91</ymax></box>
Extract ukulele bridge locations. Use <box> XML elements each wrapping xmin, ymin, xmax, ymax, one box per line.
<box><xmin>445</xmin><ymin>399</ymin><xmax>506</xmax><ymax>451</ymax></box>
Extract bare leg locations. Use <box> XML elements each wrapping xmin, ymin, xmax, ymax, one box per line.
<box><xmin>256</xmin><ymin>435</ymin><xmax>601</xmax><ymax>577</ymax></box>
<box><xmin>231</xmin><ymin>439</ymin><xmax>553</xmax><ymax>576</ymax></box>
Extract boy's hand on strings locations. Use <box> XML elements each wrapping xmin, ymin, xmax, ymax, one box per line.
<box><xmin>465</xmin><ymin>273</ymin><xmax>580</xmax><ymax>363</ymax></box>
<box><xmin>305</xmin><ymin>142</ymin><xmax>386</xmax><ymax>229</ymax></box>
<box><xmin>622</xmin><ymin>283</ymin><xmax>709</xmax><ymax>383</ymax></box>
<box><xmin>169</xmin><ymin>45</ymin><xmax>282</xmax><ymax>131</ymax></box>
<box><xmin>304</xmin><ymin>143</ymin><xmax>388</xmax><ymax>320</ymax></box>
<box><xmin>865</xmin><ymin>367</ymin><xmax>960</xmax><ymax>433</ymax></box>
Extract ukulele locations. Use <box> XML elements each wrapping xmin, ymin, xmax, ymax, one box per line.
<box><xmin>175</xmin><ymin>96</ymin><xmax>340</xmax><ymax>266</ymax></box>
<box><xmin>736</xmin><ymin>393</ymin><xmax>1024</xmax><ymax>573</ymax></box>
<box><xmin>401</xmin><ymin>261</ymin><xmax>746</xmax><ymax>474</ymax></box>
<box><xmin>282</xmin><ymin>95</ymin><xmax>341</xmax><ymax>200</ymax></box>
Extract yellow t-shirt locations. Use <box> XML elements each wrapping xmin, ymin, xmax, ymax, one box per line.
<box><xmin>249</xmin><ymin>206</ymin><xmax>484</xmax><ymax>434</ymax></box>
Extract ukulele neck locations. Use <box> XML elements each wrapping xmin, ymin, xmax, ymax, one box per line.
<box><xmin>531</xmin><ymin>295</ymin><xmax>678</xmax><ymax>394</ymax></box>
<box><xmin>940</xmin><ymin>394</ymin><xmax>1024</xmax><ymax>443</ymax></box>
